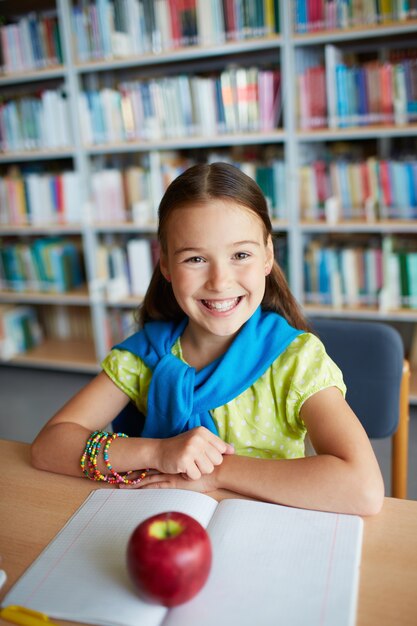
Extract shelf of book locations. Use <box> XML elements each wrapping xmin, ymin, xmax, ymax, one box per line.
<box><xmin>75</xmin><ymin>35</ymin><xmax>283</xmax><ymax>73</ymax></box>
<box><xmin>297</xmin><ymin>125</ymin><xmax>417</xmax><ymax>141</ymax></box>
<box><xmin>91</xmin><ymin>219</ymin><xmax>289</xmax><ymax>233</ymax></box>
<box><xmin>0</xmin><ymin>0</ymin><xmax>416</xmax><ymax>393</ymax></box>
<box><xmin>0</xmin><ymin>66</ymin><xmax>66</xmax><ymax>85</ymax></box>
<box><xmin>7</xmin><ymin>337</ymin><xmax>99</xmax><ymax>373</ymax></box>
<box><xmin>0</xmin><ymin>285</ymin><xmax>90</xmax><ymax>306</ymax></box>
<box><xmin>300</xmin><ymin>221</ymin><xmax>417</xmax><ymax>233</ymax></box>
<box><xmin>0</xmin><ymin>149</ymin><xmax>75</xmax><ymax>163</ymax></box>
<box><xmin>93</xmin><ymin>222</ymin><xmax>157</xmax><ymax>233</ymax></box>
<box><xmin>0</xmin><ymin>224</ymin><xmax>83</xmax><ymax>235</ymax></box>
<box><xmin>84</xmin><ymin>133</ymin><xmax>286</xmax><ymax>155</ymax></box>
<box><xmin>293</xmin><ymin>19</ymin><xmax>417</xmax><ymax>44</ymax></box>
<box><xmin>106</xmin><ymin>295</ymin><xmax>142</xmax><ymax>308</ymax></box>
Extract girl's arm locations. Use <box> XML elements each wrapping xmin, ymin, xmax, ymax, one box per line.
<box><xmin>216</xmin><ymin>386</ymin><xmax>384</xmax><ymax>515</ymax></box>
<box><xmin>31</xmin><ymin>371</ymin><xmax>233</xmax><ymax>480</ymax></box>
<box><xmin>136</xmin><ymin>386</ymin><xmax>384</xmax><ymax>516</ymax></box>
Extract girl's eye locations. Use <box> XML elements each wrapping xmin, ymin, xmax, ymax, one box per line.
<box><xmin>234</xmin><ymin>252</ymin><xmax>250</xmax><ymax>260</ymax></box>
<box><xmin>185</xmin><ymin>256</ymin><xmax>205</xmax><ymax>264</ymax></box>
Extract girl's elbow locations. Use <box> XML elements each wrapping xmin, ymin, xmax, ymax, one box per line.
<box><xmin>356</xmin><ymin>472</ymin><xmax>385</xmax><ymax>516</ymax></box>
<box><xmin>31</xmin><ymin>438</ymin><xmax>47</xmax><ymax>471</ymax></box>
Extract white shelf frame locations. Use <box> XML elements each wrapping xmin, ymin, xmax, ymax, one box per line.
<box><xmin>0</xmin><ymin>0</ymin><xmax>416</xmax><ymax>376</ymax></box>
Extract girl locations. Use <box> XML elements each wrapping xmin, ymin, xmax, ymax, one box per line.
<box><xmin>31</xmin><ymin>162</ymin><xmax>384</xmax><ymax>515</ymax></box>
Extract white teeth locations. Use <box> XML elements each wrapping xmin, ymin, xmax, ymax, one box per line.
<box><xmin>202</xmin><ymin>298</ymin><xmax>239</xmax><ymax>312</ymax></box>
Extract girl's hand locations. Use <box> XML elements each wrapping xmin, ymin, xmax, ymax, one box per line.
<box><xmin>154</xmin><ymin>427</ymin><xmax>234</xmax><ymax>480</ymax></box>
<box><xmin>120</xmin><ymin>468</ymin><xmax>219</xmax><ymax>494</ymax></box>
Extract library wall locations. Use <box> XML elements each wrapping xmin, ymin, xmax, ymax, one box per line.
<box><xmin>0</xmin><ymin>0</ymin><xmax>417</xmax><ymax>414</ymax></box>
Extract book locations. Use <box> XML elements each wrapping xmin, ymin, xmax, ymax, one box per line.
<box><xmin>127</xmin><ymin>238</ymin><xmax>154</xmax><ymax>296</ymax></box>
<box><xmin>380</xmin><ymin>235</ymin><xmax>401</xmax><ymax>311</ymax></box>
<box><xmin>0</xmin><ymin>304</ymin><xmax>43</xmax><ymax>359</ymax></box>
<box><xmin>1</xmin><ymin>488</ymin><xmax>363</xmax><ymax>626</ymax></box>
<box><xmin>406</xmin><ymin>252</ymin><xmax>417</xmax><ymax>309</ymax></box>
<box><xmin>325</xmin><ymin>44</ymin><xmax>344</xmax><ymax>129</ymax></box>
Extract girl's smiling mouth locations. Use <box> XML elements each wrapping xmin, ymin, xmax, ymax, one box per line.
<box><xmin>201</xmin><ymin>297</ymin><xmax>242</xmax><ymax>312</ymax></box>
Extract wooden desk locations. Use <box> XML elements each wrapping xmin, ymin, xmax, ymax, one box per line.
<box><xmin>0</xmin><ymin>438</ymin><xmax>416</xmax><ymax>626</ymax></box>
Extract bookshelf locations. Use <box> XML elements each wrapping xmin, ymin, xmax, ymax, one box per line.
<box><xmin>0</xmin><ymin>0</ymin><xmax>417</xmax><ymax>404</ymax></box>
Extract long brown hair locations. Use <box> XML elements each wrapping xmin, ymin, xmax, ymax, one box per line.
<box><xmin>138</xmin><ymin>162</ymin><xmax>310</xmax><ymax>331</ymax></box>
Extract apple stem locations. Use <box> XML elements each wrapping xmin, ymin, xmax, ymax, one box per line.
<box><xmin>165</xmin><ymin>513</ymin><xmax>171</xmax><ymax>538</ymax></box>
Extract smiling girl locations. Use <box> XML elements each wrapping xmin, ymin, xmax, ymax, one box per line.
<box><xmin>31</xmin><ymin>162</ymin><xmax>384</xmax><ymax>515</ymax></box>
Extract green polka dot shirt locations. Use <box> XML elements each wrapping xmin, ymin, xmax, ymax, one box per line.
<box><xmin>102</xmin><ymin>332</ymin><xmax>346</xmax><ymax>459</ymax></box>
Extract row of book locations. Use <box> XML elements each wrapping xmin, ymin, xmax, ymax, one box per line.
<box><xmin>91</xmin><ymin>158</ymin><xmax>286</xmax><ymax>223</ymax></box>
<box><xmin>4</xmin><ymin>304</ymin><xmax>127</xmax><ymax>354</ymax></box>
<box><xmin>7</xmin><ymin>150</ymin><xmax>417</xmax><ymax>228</ymax></box>
<box><xmin>0</xmin><ymin>169</ymin><xmax>82</xmax><ymax>226</ymax></box>
<box><xmin>96</xmin><ymin>237</ymin><xmax>159</xmax><ymax>302</ymax></box>
<box><xmin>0</xmin><ymin>88</ymin><xmax>71</xmax><ymax>152</ymax></box>
<box><xmin>0</xmin><ymin>237</ymin><xmax>84</xmax><ymax>294</ymax></box>
<box><xmin>0</xmin><ymin>164</ymin><xmax>153</xmax><ymax>226</ymax></box>
<box><xmin>89</xmin><ymin>154</ymin><xmax>287</xmax><ymax>222</ymax></box>
<box><xmin>78</xmin><ymin>66</ymin><xmax>281</xmax><ymax>143</ymax></box>
<box><xmin>0</xmin><ymin>10</ymin><xmax>63</xmax><ymax>75</ymax></box>
<box><xmin>39</xmin><ymin>304</ymin><xmax>93</xmax><ymax>341</ymax></box>
<box><xmin>298</xmin><ymin>45</ymin><xmax>417</xmax><ymax>130</ymax></box>
<box><xmin>299</xmin><ymin>156</ymin><xmax>417</xmax><ymax>222</ymax></box>
<box><xmin>294</xmin><ymin>0</ymin><xmax>417</xmax><ymax>33</ymax></box>
<box><xmin>327</xmin><ymin>47</ymin><xmax>417</xmax><ymax>129</ymax></box>
<box><xmin>0</xmin><ymin>152</ymin><xmax>286</xmax><ymax>226</ymax></box>
<box><xmin>304</xmin><ymin>235</ymin><xmax>417</xmax><ymax>310</ymax></box>
<box><xmin>0</xmin><ymin>304</ymin><xmax>43</xmax><ymax>359</ymax></box>
<box><xmin>72</xmin><ymin>0</ymin><xmax>280</xmax><ymax>61</ymax></box>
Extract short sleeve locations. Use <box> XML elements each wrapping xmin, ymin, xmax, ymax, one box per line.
<box><xmin>101</xmin><ymin>349</ymin><xmax>150</xmax><ymax>413</ymax></box>
<box><xmin>280</xmin><ymin>333</ymin><xmax>347</xmax><ymax>431</ymax></box>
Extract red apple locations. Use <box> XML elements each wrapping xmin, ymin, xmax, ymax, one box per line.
<box><xmin>126</xmin><ymin>511</ymin><xmax>212</xmax><ymax>607</ymax></box>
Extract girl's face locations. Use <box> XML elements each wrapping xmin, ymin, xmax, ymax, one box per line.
<box><xmin>159</xmin><ymin>199</ymin><xmax>274</xmax><ymax>342</ymax></box>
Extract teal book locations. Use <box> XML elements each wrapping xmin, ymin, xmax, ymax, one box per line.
<box><xmin>255</xmin><ymin>166</ymin><xmax>275</xmax><ymax>213</ymax></box>
<box><xmin>406</xmin><ymin>252</ymin><xmax>417</xmax><ymax>309</ymax></box>
<box><xmin>97</xmin><ymin>0</ymin><xmax>113</xmax><ymax>57</ymax></box>
<box><xmin>1</xmin><ymin>245</ymin><xmax>26</xmax><ymax>291</ymax></box>
<box><xmin>273</xmin><ymin>0</ymin><xmax>280</xmax><ymax>32</ymax></box>
<box><xmin>47</xmin><ymin>241</ymin><xmax>83</xmax><ymax>293</ymax></box>
<box><xmin>30</xmin><ymin>237</ymin><xmax>61</xmax><ymax>292</ymax></box>
<box><xmin>398</xmin><ymin>250</ymin><xmax>410</xmax><ymax>308</ymax></box>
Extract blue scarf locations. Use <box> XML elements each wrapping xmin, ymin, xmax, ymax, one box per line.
<box><xmin>113</xmin><ymin>306</ymin><xmax>303</xmax><ymax>438</ymax></box>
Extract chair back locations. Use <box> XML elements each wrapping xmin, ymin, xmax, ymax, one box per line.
<box><xmin>310</xmin><ymin>319</ymin><xmax>404</xmax><ymax>438</ymax></box>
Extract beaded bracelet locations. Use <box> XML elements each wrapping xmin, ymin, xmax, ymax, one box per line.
<box><xmin>103</xmin><ymin>432</ymin><xmax>149</xmax><ymax>485</ymax></box>
<box><xmin>80</xmin><ymin>430</ymin><xmax>117</xmax><ymax>483</ymax></box>
<box><xmin>80</xmin><ymin>430</ymin><xmax>149</xmax><ymax>485</ymax></box>
<box><xmin>80</xmin><ymin>430</ymin><xmax>111</xmax><ymax>482</ymax></box>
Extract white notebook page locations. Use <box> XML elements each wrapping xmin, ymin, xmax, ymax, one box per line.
<box><xmin>2</xmin><ymin>489</ymin><xmax>217</xmax><ymax>626</ymax></box>
<box><xmin>2</xmin><ymin>489</ymin><xmax>363</xmax><ymax>626</ymax></box>
<box><xmin>168</xmin><ymin>498</ymin><xmax>363</xmax><ymax>626</ymax></box>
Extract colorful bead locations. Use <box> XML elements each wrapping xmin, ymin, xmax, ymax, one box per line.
<box><xmin>80</xmin><ymin>430</ymin><xmax>149</xmax><ymax>486</ymax></box>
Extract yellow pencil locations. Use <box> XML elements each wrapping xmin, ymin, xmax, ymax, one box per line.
<box><xmin>0</xmin><ymin>606</ymin><xmax>60</xmax><ymax>626</ymax></box>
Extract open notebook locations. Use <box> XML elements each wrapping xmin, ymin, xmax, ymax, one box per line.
<box><xmin>2</xmin><ymin>489</ymin><xmax>363</xmax><ymax>626</ymax></box>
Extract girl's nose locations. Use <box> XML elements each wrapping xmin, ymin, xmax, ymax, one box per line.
<box><xmin>205</xmin><ymin>261</ymin><xmax>231</xmax><ymax>291</ymax></box>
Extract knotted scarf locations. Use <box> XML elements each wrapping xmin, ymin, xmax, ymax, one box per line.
<box><xmin>113</xmin><ymin>306</ymin><xmax>303</xmax><ymax>438</ymax></box>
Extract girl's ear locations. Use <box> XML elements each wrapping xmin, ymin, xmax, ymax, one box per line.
<box><xmin>265</xmin><ymin>236</ymin><xmax>274</xmax><ymax>276</ymax></box>
<box><xmin>159</xmin><ymin>252</ymin><xmax>171</xmax><ymax>282</ymax></box>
